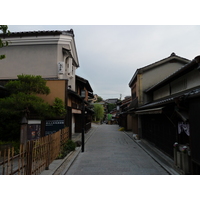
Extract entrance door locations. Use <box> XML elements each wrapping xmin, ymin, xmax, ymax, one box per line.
<box><xmin>75</xmin><ymin>114</ymin><xmax>82</xmax><ymax>133</ymax></box>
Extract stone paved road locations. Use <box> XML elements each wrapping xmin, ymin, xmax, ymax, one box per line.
<box><xmin>65</xmin><ymin>124</ymin><xmax>169</xmax><ymax>175</ymax></box>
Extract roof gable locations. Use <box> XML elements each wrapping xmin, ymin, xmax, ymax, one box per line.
<box><xmin>139</xmin><ymin>52</ymin><xmax>190</xmax><ymax>72</ymax></box>
<box><xmin>129</xmin><ymin>53</ymin><xmax>190</xmax><ymax>87</ymax></box>
<box><xmin>145</xmin><ymin>55</ymin><xmax>200</xmax><ymax>93</ymax></box>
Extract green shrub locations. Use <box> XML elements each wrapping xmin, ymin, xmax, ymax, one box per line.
<box><xmin>0</xmin><ymin>140</ymin><xmax>20</xmax><ymax>155</ymax></box>
<box><xmin>57</xmin><ymin>140</ymin><xmax>76</xmax><ymax>159</ymax></box>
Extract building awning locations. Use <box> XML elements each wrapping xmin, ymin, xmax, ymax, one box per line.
<box><xmin>135</xmin><ymin>107</ymin><xmax>164</xmax><ymax>115</ymax></box>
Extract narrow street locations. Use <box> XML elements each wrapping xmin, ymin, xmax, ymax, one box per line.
<box><xmin>64</xmin><ymin>124</ymin><xmax>169</xmax><ymax>175</ymax></box>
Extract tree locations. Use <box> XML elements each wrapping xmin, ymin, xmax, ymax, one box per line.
<box><xmin>93</xmin><ymin>103</ymin><xmax>104</xmax><ymax>121</ymax></box>
<box><xmin>0</xmin><ymin>25</ymin><xmax>10</xmax><ymax>60</ymax></box>
<box><xmin>107</xmin><ymin>103</ymin><xmax>116</xmax><ymax>113</ymax></box>
<box><xmin>5</xmin><ymin>74</ymin><xmax>50</xmax><ymax>95</ymax></box>
<box><xmin>96</xmin><ymin>96</ymin><xmax>103</xmax><ymax>102</ymax></box>
<box><xmin>0</xmin><ymin>74</ymin><xmax>66</xmax><ymax>140</ymax></box>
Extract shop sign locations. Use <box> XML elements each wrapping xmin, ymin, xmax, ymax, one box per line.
<box><xmin>45</xmin><ymin>120</ymin><xmax>64</xmax><ymax>135</ymax></box>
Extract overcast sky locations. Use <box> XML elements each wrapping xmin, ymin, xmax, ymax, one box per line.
<box><xmin>7</xmin><ymin>25</ymin><xmax>200</xmax><ymax>100</ymax></box>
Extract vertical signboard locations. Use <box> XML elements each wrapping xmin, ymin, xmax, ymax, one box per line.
<box><xmin>27</xmin><ymin>120</ymin><xmax>41</xmax><ymax>141</ymax></box>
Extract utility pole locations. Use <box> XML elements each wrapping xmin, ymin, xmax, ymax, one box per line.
<box><xmin>81</xmin><ymin>101</ymin><xmax>85</xmax><ymax>152</ymax></box>
<box><xmin>81</xmin><ymin>90</ymin><xmax>86</xmax><ymax>152</ymax></box>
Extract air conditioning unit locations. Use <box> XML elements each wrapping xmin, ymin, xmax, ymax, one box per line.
<box><xmin>58</xmin><ymin>62</ymin><xmax>65</xmax><ymax>74</ymax></box>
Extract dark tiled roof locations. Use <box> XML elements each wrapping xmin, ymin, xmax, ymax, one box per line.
<box><xmin>105</xmin><ymin>98</ymin><xmax>119</xmax><ymax>104</ymax></box>
<box><xmin>138</xmin><ymin>87</ymin><xmax>200</xmax><ymax>110</ymax></box>
<box><xmin>76</xmin><ymin>75</ymin><xmax>93</xmax><ymax>93</ymax></box>
<box><xmin>0</xmin><ymin>29</ymin><xmax>74</xmax><ymax>38</ymax></box>
<box><xmin>138</xmin><ymin>97</ymin><xmax>174</xmax><ymax>110</ymax></box>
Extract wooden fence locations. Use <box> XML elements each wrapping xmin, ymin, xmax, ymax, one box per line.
<box><xmin>0</xmin><ymin>127</ymin><xmax>69</xmax><ymax>175</ymax></box>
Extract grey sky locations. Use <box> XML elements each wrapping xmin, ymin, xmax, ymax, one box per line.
<box><xmin>8</xmin><ymin>25</ymin><xmax>200</xmax><ymax>100</ymax></box>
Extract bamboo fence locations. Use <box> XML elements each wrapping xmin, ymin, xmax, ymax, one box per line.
<box><xmin>0</xmin><ymin>127</ymin><xmax>69</xmax><ymax>175</ymax></box>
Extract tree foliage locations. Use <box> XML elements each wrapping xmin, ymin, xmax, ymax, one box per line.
<box><xmin>96</xmin><ymin>96</ymin><xmax>103</xmax><ymax>102</ymax></box>
<box><xmin>0</xmin><ymin>74</ymin><xmax>66</xmax><ymax>141</ymax></box>
<box><xmin>5</xmin><ymin>74</ymin><xmax>50</xmax><ymax>95</ymax></box>
<box><xmin>107</xmin><ymin>103</ymin><xmax>116</xmax><ymax>113</ymax></box>
<box><xmin>93</xmin><ymin>103</ymin><xmax>104</xmax><ymax>121</ymax></box>
<box><xmin>0</xmin><ymin>25</ymin><xmax>10</xmax><ymax>60</ymax></box>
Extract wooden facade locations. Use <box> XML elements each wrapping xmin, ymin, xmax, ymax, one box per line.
<box><xmin>128</xmin><ymin>53</ymin><xmax>190</xmax><ymax>137</ymax></box>
<box><xmin>189</xmin><ymin>96</ymin><xmax>200</xmax><ymax>174</ymax></box>
<box><xmin>137</xmin><ymin>55</ymin><xmax>200</xmax><ymax>174</ymax></box>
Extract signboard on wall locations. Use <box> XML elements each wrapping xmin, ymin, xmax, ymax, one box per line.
<box><xmin>45</xmin><ymin>120</ymin><xmax>65</xmax><ymax>135</ymax></box>
<box><xmin>58</xmin><ymin>62</ymin><xmax>65</xmax><ymax>74</ymax></box>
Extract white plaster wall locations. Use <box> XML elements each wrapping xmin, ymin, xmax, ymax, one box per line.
<box><xmin>0</xmin><ymin>34</ymin><xmax>79</xmax><ymax>81</ymax></box>
<box><xmin>186</xmin><ymin>70</ymin><xmax>200</xmax><ymax>89</ymax></box>
<box><xmin>57</xmin><ymin>38</ymin><xmax>78</xmax><ymax>91</ymax></box>
<box><xmin>153</xmin><ymin>69</ymin><xmax>200</xmax><ymax>100</ymax></box>
<box><xmin>142</xmin><ymin>62</ymin><xmax>184</xmax><ymax>104</ymax></box>
<box><xmin>171</xmin><ymin>70</ymin><xmax>200</xmax><ymax>94</ymax></box>
<box><xmin>0</xmin><ymin>44</ymin><xmax>58</xmax><ymax>79</ymax></box>
<box><xmin>154</xmin><ymin>84</ymin><xmax>170</xmax><ymax>100</ymax></box>
<box><xmin>142</xmin><ymin>62</ymin><xmax>184</xmax><ymax>91</ymax></box>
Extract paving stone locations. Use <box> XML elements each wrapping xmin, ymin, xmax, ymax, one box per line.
<box><xmin>64</xmin><ymin>124</ymin><xmax>169</xmax><ymax>175</ymax></box>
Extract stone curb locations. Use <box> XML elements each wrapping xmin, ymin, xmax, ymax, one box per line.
<box><xmin>40</xmin><ymin>151</ymin><xmax>74</xmax><ymax>175</ymax></box>
<box><xmin>59</xmin><ymin>147</ymin><xmax>81</xmax><ymax>175</ymax></box>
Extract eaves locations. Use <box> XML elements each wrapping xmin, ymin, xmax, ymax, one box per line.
<box><xmin>76</xmin><ymin>75</ymin><xmax>93</xmax><ymax>92</ymax></box>
<box><xmin>63</xmin><ymin>48</ymin><xmax>79</xmax><ymax>68</ymax></box>
<box><xmin>68</xmin><ymin>89</ymin><xmax>82</xmax><ymax>100</ymax></box>
<box><xmin>139</xmin><ymin>86</ymin><xmax>200</xmax><ymax>111</ymax></box>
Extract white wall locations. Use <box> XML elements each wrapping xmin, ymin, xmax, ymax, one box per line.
<box><xmin>0</xmin><ymin>44</ymin><xmax>58</xmax><ymax>79</ymax></box>
<box><xmin>153</xmin><ymin>69</ymin><xmax>200</xmax><ymax>100</ymax></box>
<box><xmin>0</xmin><ymin>34</ymin><xmax>79</xmax><ymax>82</ymax></box>
<box><xmin>154</xmin><ymin>84</ymin><xmax>170</xmax><ymax>100</ymax></box>
<box><xmin>142</xmin><ymin>62</ymin><xmax>184</xmax><ymax>104</ymax></box>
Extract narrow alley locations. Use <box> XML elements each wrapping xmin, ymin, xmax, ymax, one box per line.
<box><xmin>64</xmin><ymin>124</ymin><xmax>169</xmax><ymax>175</ymax></box>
